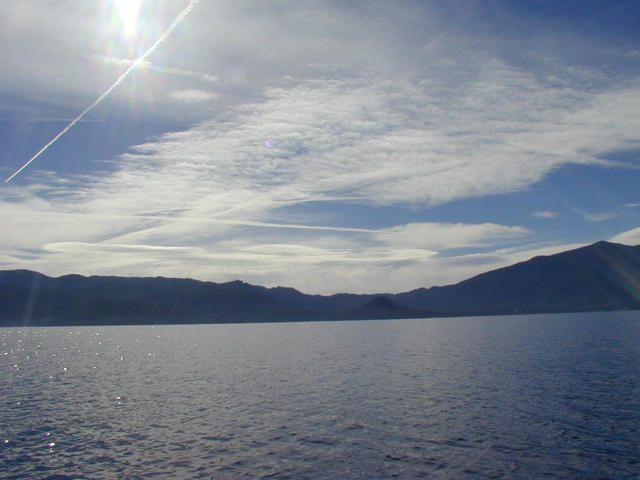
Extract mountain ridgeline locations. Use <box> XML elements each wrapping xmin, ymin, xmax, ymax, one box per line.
<box><xmin>1</xmin><ymin>241</ymin><xmax>639</xmax><ymax>326</ymax></box>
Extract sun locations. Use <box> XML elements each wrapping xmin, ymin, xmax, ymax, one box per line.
<box><xmin>114</xmin><ymin>0</ymin><xmax>142</xmax><ymax>39</ymax></box>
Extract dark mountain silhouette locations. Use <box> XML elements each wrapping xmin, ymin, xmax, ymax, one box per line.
<box><xmin>0</xmin><ymin>241</ymin><xmax>638</xmax><ymax>326</ymax></box>
<box><xmin>348</xmin><ymin>296</ymin><xmax>432</xmax><ymax>319</ymax></box>
<box><xmin>393</xmin><ymin>240</ymin><xmax>640</xmax><ymax>315</ymax></box>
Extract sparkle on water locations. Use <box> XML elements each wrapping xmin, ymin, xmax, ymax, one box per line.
<box><xmin>1</xmin><ymin>312</ymin><xmax>639</xmax><ymax>479</ymax></box>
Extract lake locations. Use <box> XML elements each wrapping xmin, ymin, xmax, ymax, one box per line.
<box><xmin>2</xmin><ymin>311</ymin><xmax>639</xmax><ymax>479</ymax></box>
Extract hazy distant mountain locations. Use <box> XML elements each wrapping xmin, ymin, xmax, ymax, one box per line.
<box><xmin>0</xmin><ymin>241</ymin><xmax>638</xmax><ymax>326</ymax></box>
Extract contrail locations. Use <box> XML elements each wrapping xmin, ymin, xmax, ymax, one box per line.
<box><xmin>5</xmin><ymin>0</ymin><xmax>200</xmax><ymax>183</ymax></box>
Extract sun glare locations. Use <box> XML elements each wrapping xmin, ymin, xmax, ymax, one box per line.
<box><xmin>115</xmin><ymin>0</ymin><xmax>142</xmax><ymax>39</ymax></box>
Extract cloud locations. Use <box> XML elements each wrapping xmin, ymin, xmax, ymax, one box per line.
<box><xmin>15</xmin><ymin>236</ymin><xmax>583</xmax><ymax>295</ymax></box>
<box><xmin>66</xmin><ymin>73</ymin><xmax>640</xmax><ymax>215</ymax></box>
<box><xmin>1</xmin><ymin>175</ymin><xmax>533</xmax><ymax>292</ymax></box>
<box><xmin>533</xmin><ymin>211</ymin><xmax>557</xmax><ymax>219</ymax></box>
<box><xmin>575</xmin><ymin>209</ymin><xmax>620</xmax><ymax>222</ymax></box>
<box><xmin>170</xmin><ymin>89</ymin><xmax>217</xmax><ymax>103</ymax></box>
<box><xmin>0</xmin><ymin>170</ymin><xmax>620</xmax><ymax>293</ymax></box>
<box><xmin>610</xmin><ymin>227</ymin><xmax>640</xmax><ymax>246</ymax></box>
<box><xmin>94</xmin><ymin>55</ymin><xmax>219</xmax><ymax>83</ymax></box>
<box><xmin>4</xmin><ymin>52</ymin><xmax>639</xmax><ymax>291</ymax></box>
<box><xmin>2</xmin><ymin>1</ymin><xmax>639</xmax><ymax>293</ymax></box>
<box><xmin>374</xmin><ymin>222</ymin><xmax>529</xmax><ymax>250</ymax></box>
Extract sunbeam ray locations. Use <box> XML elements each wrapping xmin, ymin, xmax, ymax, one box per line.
<box><xmin>4</xmin><ymin>0</ymin><xmax>199</xmax><ymax>183</ymax></box>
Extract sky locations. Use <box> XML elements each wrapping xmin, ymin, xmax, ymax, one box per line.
<box><xmin>1</xmin><ymin>0</ymin><xmax>639</xmax><ymax>294</ymax></box>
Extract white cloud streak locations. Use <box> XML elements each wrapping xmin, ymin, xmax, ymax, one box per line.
<box><xmin>575</xmin><ymin>209</ymin><xmax>621</xmax><ymax>222</ymax></box>
<box><xmin>170</xmin><ymin>89</ymin><xmax>217</xmax><ymax>103</ymax></box>
<box><xmin>95</xmin><ymin>55</ymin><xmax>218</xmax><ymax>83</ymax></box>
<box><xmin>611</xmin><ymin>227</ymin><xmax>640</xmax><ymax>246</ymax></box>
<box><xmin>533</xmin><ymin>211</ymin><xmax>558</xmax><ymax>219</ymax></box>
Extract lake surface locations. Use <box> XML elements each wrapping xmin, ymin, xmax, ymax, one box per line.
<box><xmin>2</xmin><ymin>312</ymin><xmax>639</xmax><ymax>479</ymax></box>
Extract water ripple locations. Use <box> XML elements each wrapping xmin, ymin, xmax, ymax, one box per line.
<box><xmin>1</xmin><ymin>312</ymin><xmax>639</xmax><ymax>479</ymax></box>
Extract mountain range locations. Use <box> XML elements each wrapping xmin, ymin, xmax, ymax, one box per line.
<box><xmin>1</xmin><ymin>240</ymin><xmax>639</xmax><ymax>326</ymax></box>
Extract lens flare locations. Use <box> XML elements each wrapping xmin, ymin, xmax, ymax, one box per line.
<box><xmin>4</xmin><ymin>0</ymin><xmax>199</xmax><ymax>183</ymax></box>
<box><xmin>115</xmin><ymin>0</ymin><xmax>142</xmax><ymax>38</ymax></box>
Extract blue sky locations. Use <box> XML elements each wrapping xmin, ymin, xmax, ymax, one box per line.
<box><xmin>1</xmin><ymin>0</ymin><xmax>639</xmax><ymax>294</ymax></box>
